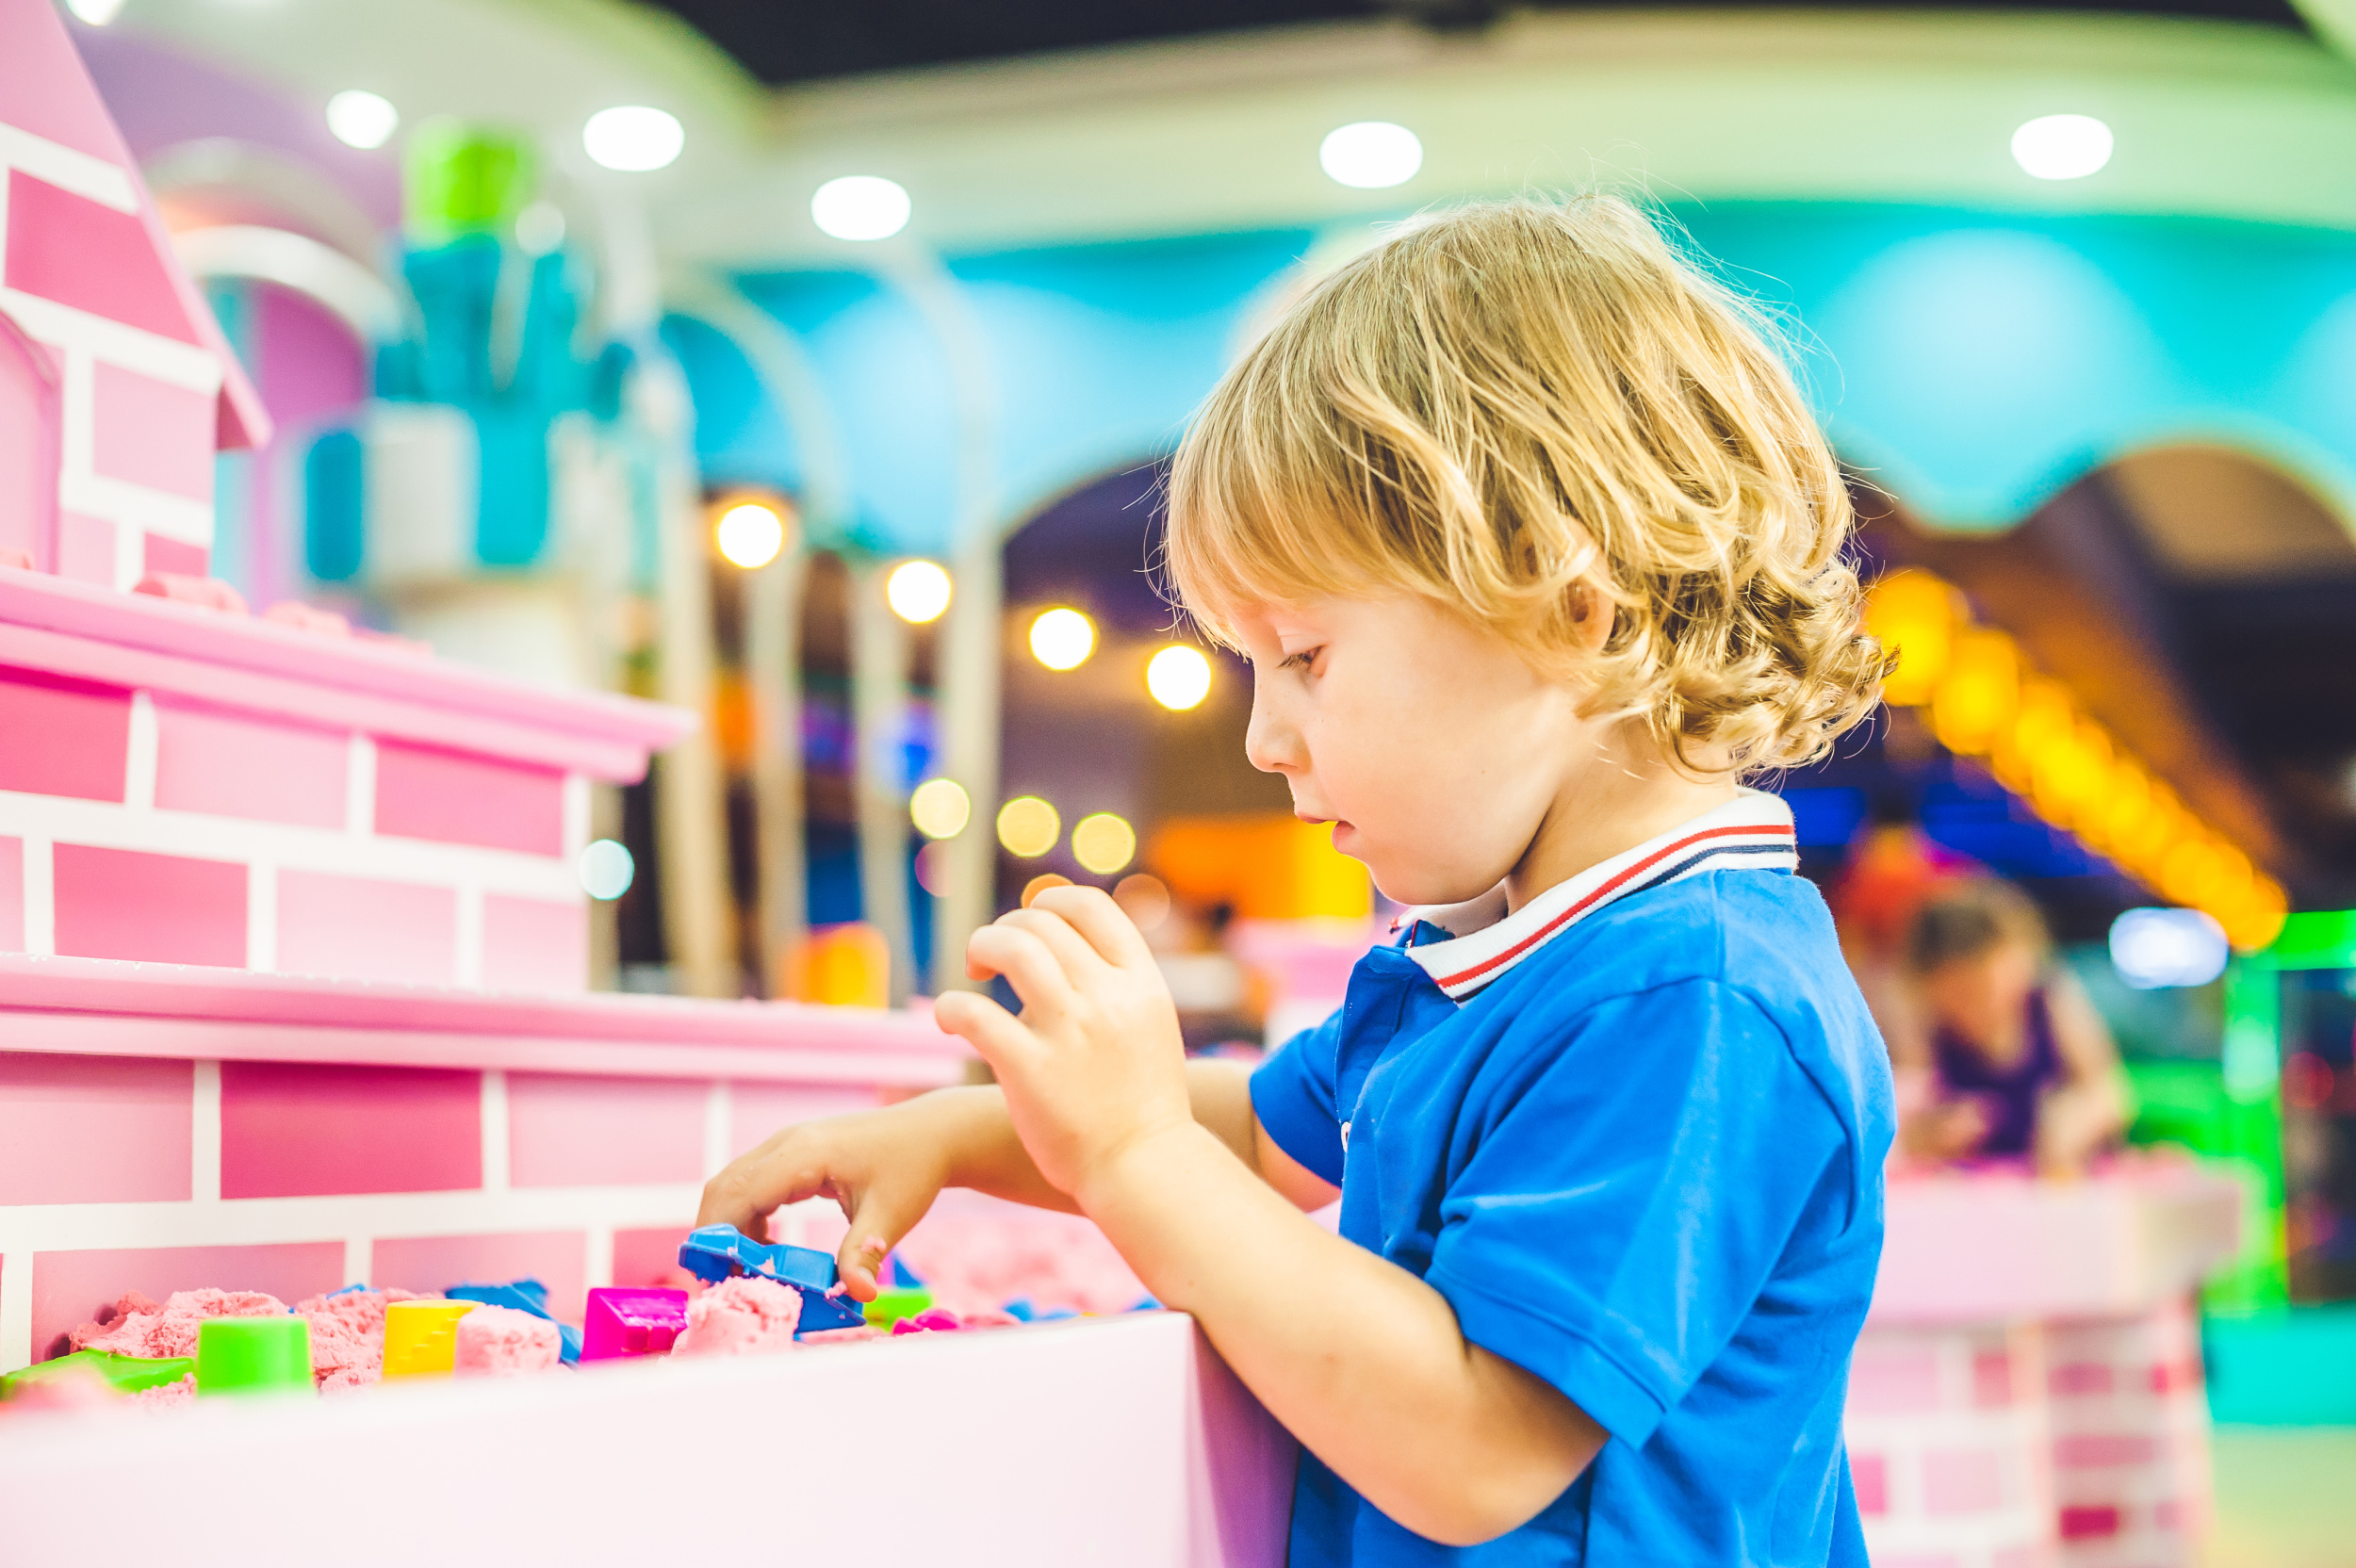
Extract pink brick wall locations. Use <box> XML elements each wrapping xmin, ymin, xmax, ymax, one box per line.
<box><xmin>52</xmin><ymin>843</ymin><xmax>245</xmax><ymax>967</ymax></box>
<box><xmin>507</xmin><ymin>1073</ymin><xmax>704</xmax><ymax>1188</ymax></box>
<box><xmin>220</xmin><ymin>1062</ymin><xmax>480</xmax><ymax>1198</ymax></box>
<box><xmin>0</xmin><ymin>836</ymin><xmax>20</xmax><ymax>952</ymax></box>
<box><xmin>371</xmin><ymin>1232</ymin><xmax>587</xmax><ymax>1324</ymax></box>
<box><xmin>0</xmin><ymin>1052</ymin><xmax>189</xmax><ymax>1205</ymax></box>
<box><xmin>90</xmin><ymin>362</ymin><xmax>214</xmax><ymax>502</ymax></box>
<box><xmin>729</xmin><ymin>1086</ymin><xmax>878</xmax><ymax>1160</ymax></box>
<box><xmin>374</xmin><ymin>740</ymin><xmax>564</xmax><ymax>856</ymax></box>
<box><xmin>153</xmin><ymin>698</ymin><xmax>345</xmax><ymax>829</ymax></box>
<box><xmin>3</xmin><ymin>171</ymin><xmax>198</xmax><ymax>345</ymax></box>
<box><xmin>140</xmin><ymin>533</ymin><xmax>206</xmax><ymax>579</ymax></box>
<box><xmin>2045</xmin><ymin>1302</ymin><xmax>2210</xmax><ymax>1568</ymax></box>
<box><xmin>0</xmin><ymin>318</ymin><xmax>57</xmax><ymax>573</ymax></box>
<box><xmin>30</xmin><ymin>1242</ymin><xmax>344</xmax><ymax>1363</ymax></box>
<box><xmin>0</xmin><ymin>666</ymin><xmax>127</xmax><ymax>800</ymax></box>
<box><xmin>481</xmin><ymin>894</ymin><xmax>587</xmax><ymax>992</ymax></box>
<box><xmin>55</xmin><ymin>511</ymin><xmax>110</xmax><ymax>586</ymax></box>
<box><xmin>275</xmin><ymin>871</ymin><xmax>455</xmax><ymax>986</ymax></box>
<box><xmin>613</xmin><ymin>1225</ymin><xmax>695</xmax><ymax>1291</ymax></box>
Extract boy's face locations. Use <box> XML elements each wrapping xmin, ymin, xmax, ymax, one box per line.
<box><xmin>1229</xmin><ymin>592</ymin><xmax>1595</xmax><ymax>908</ymax></box>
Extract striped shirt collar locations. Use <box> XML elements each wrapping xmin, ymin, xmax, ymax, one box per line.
<box><xmin>1393</xmin><ymin>789</ymin><xmax>1799</xmax><ymax>1002</ymax></box>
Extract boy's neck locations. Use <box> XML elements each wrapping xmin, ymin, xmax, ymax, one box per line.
<box><xmin>1503</xmin><ymin>734</ymin><xmax>1742</xmax><ymax>914</ymax></box>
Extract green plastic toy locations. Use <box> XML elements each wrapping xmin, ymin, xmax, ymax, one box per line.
<box><xmin>195</xmin><ymin>1315</ymin><xmax>314</xmax><ymax>1396</ymax></box>
<box><xmin>404</xmin><ymin>120</ymin><xmax>538</xmax><ymax>243</ymax></box>
<box><xmin>0</xmin><ymin>1349</ymin><xmax>193</xmax><ymax>1401</ymax></box>
<box><xmin>862</xmin><ymin>1288</ymin><xmax>934</xmax><ymax>1331</ymax></box>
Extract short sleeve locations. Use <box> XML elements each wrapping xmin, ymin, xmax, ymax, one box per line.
<box><xmin>1425</xmin><ymin>979</ymin><xmax>1845</xmax><ymax>1447</ymax></box>
<box><xmin>1250</xmin><ymin>1007</ymin><xmax>1348</xmax><ymax>1185</ymax></box>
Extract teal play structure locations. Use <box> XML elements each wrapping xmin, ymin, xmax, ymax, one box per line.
<box><xmin>665</xmin><ymin>201</ymin><xmax>2356</xmax><ymax>552</ymax></box>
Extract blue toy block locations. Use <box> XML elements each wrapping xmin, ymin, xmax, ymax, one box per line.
<box><xmin>448</xmin><ymin>1279</ymin><xmax>582</xmax><ymax>1364</ymax></box>
<box><xmin>676</xmin><ymin>1225</ymin><xmax>866</xmax><ymax>1334</ymax></box>
<box><xmin>1002</xmin><ymin>1298</ymin><xmax>1037</xmax><ymax>1323</ymax></box>
<box><xmin>887</xmin><ymin>1254</ymin><xmax>924</xmax><ymax>1288</ymax></box>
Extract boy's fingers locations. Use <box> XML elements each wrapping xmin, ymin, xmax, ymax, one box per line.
<box><xmin>933</xmin><ymin>989</ymin><xmax>1045</xmax><ymax>1077</ymax></box>
<box><xmin>696</xmin><ymin>1141</ymin><xmax>835</xmax><ymax>1237</ymax></box>
<box><xmin>964</xmin><ymin>925</ymin><xmax>1075</xmax><ymax>1016</ymax></box>
<box><xmin>834</xmin><ymin>1183</ymin><xmax>936</xmax><ymax>1304</ymax></box>
<box><xmin>1030</xmin><ymin>884</ymin><xmax>1156</xmax><ymax>971</ymax></box>
<box><xmin>996</xmin><ymin>906</ymin><xmax>1113</xmax><ymax>981</ymax></box>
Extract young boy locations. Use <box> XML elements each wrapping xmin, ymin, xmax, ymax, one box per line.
<box><xmin>700</xmin><ymin>195</ymin><xmax>1896</xmax><ymax>1565</ymax></box>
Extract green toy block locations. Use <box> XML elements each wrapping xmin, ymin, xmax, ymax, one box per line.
<box><xmin>863</xmin><ymin>1288</ymin><xmax>934</xmax><ymax>1331</ymax></box>
<box><xmin>404</xmin><ymin>120</ymin><xmax>538</xmax><ymax>242</ymax></box>
<box><xmin>195</xmin><ymin>1315</ymin><xmax>313</xmax><ymax>1396</ymax></box>
<box><xmin>0</xmin><ymin>1349</ymin><xmax>193</xmax><ymax>1401</ymax></box>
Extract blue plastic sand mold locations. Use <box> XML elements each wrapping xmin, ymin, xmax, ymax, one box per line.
<box><xmin>677</xmin><ymin>1225</ymin><xmax>867</xmax><ymax>1334</ymax></box>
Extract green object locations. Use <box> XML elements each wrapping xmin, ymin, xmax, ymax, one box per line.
<box><xmin>863</xmin><ymin>1288</ymin><xmax>933</xmax><ymax>1331</ymax></box>
<box><xmin>0</xmin><ymin>1349</ymin><xmax>192</xmax><ymax>1401</ymax></box>
<box><xmin>195</xmin><ymin>1315</ymin><xmax>313</xmax><ymax>1396</ymax></box>
<box><xmin>404</xmin><ymin>121</ymin><xmax>537</xmax><ymax>242</ymax></box>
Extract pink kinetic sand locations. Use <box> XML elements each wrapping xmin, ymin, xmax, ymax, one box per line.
<box><xmin>796</xmin><ymin>1327</ymin><xmax>882</xmax><ymax>1347</ymax></box>
<box><xmin>128</xmin><ymin>1375</ymin><xmax>195</xmax><ymax>1409</ymax></box>
<box><xmin>674</xmin><ymin>1276</ymin><xmax>802</xmax><ymax>1357</ymax></box>
<box><xmin>894</xmin><ymin>1208</ymin><xmax>1149</xmax><ymax>1317</ymax></box>
<box><xmin>290</xmin><ymin>1288</ymin><xmax>435</xmax><ymax>1391</ymax></box>
<box><xmin>452</xmin><ymin>1305</ymin><xmax>562</xmax><ymax>1376</ymax></box>
<box><xmin>71</xmin><ymin>1290</ymin><xmax>287</xmax><ymax>1361</ymax></box>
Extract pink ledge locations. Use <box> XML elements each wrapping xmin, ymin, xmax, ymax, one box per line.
<box><xmin>0</xmin><ymin>1312</ymin><xmax>1295</xmax><ymax>1568</ymax></box>
<box><xmin>0</xmin><ymin>955</ymin><xmax>972</xmax><ymax>1086</ymax></box>
<box><xmin>0</xmin><ymin>566</ymin><xmax>689</xmax><ymax>780</ymax></box>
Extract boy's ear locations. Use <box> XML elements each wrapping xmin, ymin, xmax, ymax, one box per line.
<box><xmin>1566</xmin><ymin>581</ymin><xmax>1615</xmax><ymax>654</ymax></box>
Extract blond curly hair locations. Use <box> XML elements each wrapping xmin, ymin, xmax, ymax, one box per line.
<box><xmin>1165</xmin><ymin>194</ymin><xmax>1888</xmax><ymax>773</ymax></box>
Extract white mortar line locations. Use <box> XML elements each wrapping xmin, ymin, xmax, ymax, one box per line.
<box><xmin>0</xmin><ymin>290</ymin><xmax>224</xmax><ymax>391</ymax></box>
<box><xmin>343</xmin><ymin>734</ymin><xmax>376</xmax><ymax>837</ymax></box>
<box><xmin>0</xmin><ymin>789</ymin><xmax>581</xmax><ymax>901</ymax></box>
<box><xmin>60</xmin><ymin>472</ymin><xmax>215</xmax><ymax>547</ymax></box>
<box><xmin>111</xmin><ymin>519</ymin><xmax>143</xmax><ymax>592</ymax></box>
<box><xmin>56</xmin><ymin>345</ymin><xmax>91</xmax><ymax>483</ymax></box>
<box><xmin>562</xmin><ymin>772</ymin><xmax>591</xmax><ymax>860</ymax></box>
<box><xmin>245</xmin><ymin>861</ymin><xmax>276</xmax><ymax>972</ymax></box>
<box><xmin>455</xmin><ymin>884</ymin><xmax>485</xmax><ymax>988</ymax></box>
<box><xmin>0</xmin><ymin>125</ymin><xmax>139</xmax><ymax>210</ymax></box>
<box><xmin>123</xmin><ymin>692</ymin><xmax>156</xmax><ymax>809</ymax></box>
<box><xmin>189</xmin><ymin>1060</ymin><xmax>221</xmax><ymax>1204</ymax></box>
<box><xmin>0</xmin><ymin>1250</ymin><xmax>30</xmax><ymax>1374</ymax></box>
<box><xmin>480</xmin><ymin>1070</ymin><xmax>511</xmax><ymax>1191</ymax></box>
<box><xmin>582</xmin><ymin>1226</ymin><xmax>614</xmax><ymax>1293</ymax></box>
<box><xmin>342</xmin><ymin>1235</ymin><xmax>373</xmax><ymax>1290</ymax></box>
<box><xmin>701</xmin><ymin>1081</ymin><xmax>733</xmax><ymax>1178</ymax></box>
<box><xmin>20</xmin><ymin>835</ymin><xmax>52</xmax><ymax>956</ymax></box>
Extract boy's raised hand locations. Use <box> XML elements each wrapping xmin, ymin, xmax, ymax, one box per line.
<box><xmin>932</xmin><ymin>885</ymin><xmax>1195</xmax><ymax>1204</ymax></box>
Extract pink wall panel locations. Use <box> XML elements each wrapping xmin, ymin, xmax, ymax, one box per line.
<box><xmin>90</xmin><ymin>362</ymin><xmax>214</xmax><ymax>501</ymax></box>
<box><xmin>140</xmin><ymin>532</ymin><xmax>206</xmax><ymax>579</ymax></box>
<box><xmin>612</xmin><ymin>1225</ymin><xmax>695</xmax><ymax>1291</ymax></box>
<box><xmin>154</xmin><ymin>697</ymin><xmax>345</xmax><ymax>828</ymax></box>
<box><xmin>480</xmin><ymin>894</ymin><xmax>587</xmax><ymax>992</ymax></box>
<box><xmin>506</xmin><ymin>1073</ymin><xmax>703</xmax><ymax>1188</ymax></box>
<box><xmin>52</xmin><ymin>844</ymin><xmax>245</xmax><ymax>967</ymax></box>
<box><xmin>0</xmin><ymin>4</ymin><xmax>129</xmax><ymax>162</ymax></box>
<box><xmin>370</xmin><ymin>1232</ymin><xmax>586</xmax><ymax>1325</ymax></box>
<box><xmin>274</xmin><ymin>871</ymin><xmax>455</xmax><ymax>985</ymax></box>
<box><xmin>373</xmin><ymin>740</ymin><xmax>564</xmax><ymax>855</ymax></box>
<box><xmin>728</xmin><ymin>1085</ymin><xmax>878</xmax><ymax>1162</ymax></box>
<box><xmin>219</xmin><ymin>1061</ymin><xmax>480</xmax><ymax>1198</ymax></box>
<box><xmin>0</xmin><ymin>1052</ymin><xmax>190</xmax><ymax>1205</ymax></box>
<box><xmin>0</xmin><ymin>666</ymin><xmax>128</xmax><ymax>800</ymax></box>
<box><xmin>30</xmin><ymin>1242</ymin><xmax>345</xmax><ymax>1363</ymax></box>
<box><xmin>245</xmin><ymin>286</ymin><xmax>368</xmax><ymax>611</ymax></box>
<box><xmin>0</xmin><ymin>316</ymin><xmax>59</xmax><ymax>572</ymax></box>
<box><xmin>3</xmin><ymin>172</ymin><xmax>198</xmax><ymax>345</ymax></box>
<box><xmin>55</xmin><ymin>510</ymin><xmax>111</xmax><ymax>586</ymax></box>
<box><xmin>0</xmin><ymin>836</ymin><xmax>20</xmax><ymax>952</ymax></box>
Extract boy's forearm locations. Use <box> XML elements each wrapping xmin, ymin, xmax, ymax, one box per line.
<box><xmin>1074</xmin><ymin>1123</ymin><xmax>1602</xmax><ymax>1546</ymax></box>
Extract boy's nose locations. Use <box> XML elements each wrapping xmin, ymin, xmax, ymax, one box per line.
<box><xmin>1243</xmin><ymin>691</ymin><xmax>1303</xmax><ymax>776</ymax></box>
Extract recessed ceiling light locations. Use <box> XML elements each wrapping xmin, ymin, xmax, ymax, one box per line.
<box><xmin>811</xmin><ymin>175</ymin><xmax>911</xmax><ymax>241</ymax></box>
<box><xmin>325</xmin><ymin>90</ymin><xmax>399</xmax><ymax>152</ymax></box>
<box><xmin>583</xmin><ymin>106</ymin><xmax>684</xmax><ymax>173</ymax></box>
<box><xmin>2012</xmin><ymin>114</ymin><xmax>2113</xmax><ymax>181</ymax></box>
<box><xmin>1319</xmin><ymin>122</ymin><xmax>1423</xmax><ymax>189</ymax></box>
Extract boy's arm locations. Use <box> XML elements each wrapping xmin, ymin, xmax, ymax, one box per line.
<box><xmin>937</xmin><ymin>888</ymin><xmax>1604</xmax><ymax>1547</ymax></box>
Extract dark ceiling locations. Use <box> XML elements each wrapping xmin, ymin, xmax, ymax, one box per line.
<box><xmin>641</xmin><ymin>0</ymin><xmax>2311</xmax><ymax>86</ymax></box>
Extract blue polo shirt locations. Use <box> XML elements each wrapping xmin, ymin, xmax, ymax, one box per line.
<box><xmin>1251</xmin><ymin>792</ymin><xmax>1893</xmax><ymax>1566</ymax></box>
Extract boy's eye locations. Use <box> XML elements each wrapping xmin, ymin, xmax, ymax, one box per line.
<box><xmin>1281</xmin><ymin>647</ymin><xmax>1321</xmax><ymax>671</ymax></box>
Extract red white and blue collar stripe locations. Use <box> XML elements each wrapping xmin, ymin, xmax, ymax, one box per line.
<box><xmin>1393</xmin><ymin>790</ymin><xmax>1799</xmax><ymax>1002</ymax></box>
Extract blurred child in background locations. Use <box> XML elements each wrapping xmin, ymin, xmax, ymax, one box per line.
<box><xmin>1894</xmin><ymin>878</ymin><xmax>2129</xmax><ymax>1176</ymax></box>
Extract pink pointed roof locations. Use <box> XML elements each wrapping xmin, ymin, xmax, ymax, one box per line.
<box><xmin>0</xmin><ymin>0</ymin><xmax>271</xmax><ymax>449</ymax></box>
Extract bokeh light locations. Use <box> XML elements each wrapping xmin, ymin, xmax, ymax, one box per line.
<box><xmin>1863</xmin><ymin>570</ymin><xmax>1955</xmax><ymax>706</ymax></box>
<box><xmin>914</xmin><ymin>841</ymin><xmax>954</xmax><ymax>896</ymax></box>
<box><xmin>578</xmin><ymin>839</ymin><xmax>635</xmax><ymax>901</ymax></box>
<box><xmin>715</xmin><ymin>501</ymin><xmax>784</xmax><ymax>568</ymax></box>
<box><xmin>583</xmin><ymin>106</ymin><xmax>685</xmax><ymax>172</ymax></box>
<box><xmin>811</xmin><ymin>175</ymin><xmax>911</xmax><ymax>240</ymax></box>
<box><xmin>2012</xmin><ymin>114</ymin><xmax>2113</xmax><ymax>181</ymax></box>
<box><xmin>997</xmin><ymin>795</ymin><xmax>1060</xmax><ymax>858</ymax></box>
<box><xmin>1071</xmin><ymin>812</ymin><xmax>1137</xmax><ymax>875</ymax></box>
<box><xmin>65</xmin><ymin>0</ymin><xmax>124</xmax><ymax>25</ymax></box>
<box><xmin>1021</xmin><ymin>873</ymin><xmax>1072</xmax><ymax>907</ymax></box>
<box><xmin>2109</xmin><ymin>906</ymin><xmax>2228</xmax><ymax>989</ymax></box>
<box><xmin>1319</xmin><ymin>122</ymin><xmax>1423</xmax><ymax>188</ymax></box>
<box><xmin>1029</xmin><ymin>608</ymin><xmax>1095</xmax><ymax>670</ymax></box>
<box><xmin>887</xmin><ymin>560</ymin><xmax>953</xmax><ymax>624</ymax></box>
<box><xmin>326</xmin><ymin>90</ymin><xmax>400</xmax><ymax>151</ymax></box>
<box><xmin>909</xmin><ymin>777</ymin><xmax>971</xmax><ymax>840</ymax></box>
<box><xmin>1147</xmin><ymin>645</ymin><xmax>1213</xmax><ymax>710</ymax></box>
<box><xmin>1114</xmin><ymin>873</ymin><xmax>1172</xmax><ymax>931</ymax></box>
